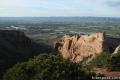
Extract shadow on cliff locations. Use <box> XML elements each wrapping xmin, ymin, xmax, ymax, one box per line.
<box><xmin>0</xmin><ymin>30</ymin><xmax>53</xmax><ymax>78</ymax></box>
<box><xmin>105</xmin><ymin>36</ymin><xmax>120</xmax><ymax>53</ymax></box>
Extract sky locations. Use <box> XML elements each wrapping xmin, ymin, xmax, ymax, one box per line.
<box><xmin>0</xmin><ymin>0</ymin><xmax>120</xmax><ymax>17</ymax></box>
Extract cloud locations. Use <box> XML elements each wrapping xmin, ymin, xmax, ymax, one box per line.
<box><xmin>107</xmin><ymin>0</ymin><xmax>120</xmax><ymax>7</ymax></box>
<box><xmin>0</xmin><ymin>0</ymin><xmax>120</xmax><ymax>17</ymax></box>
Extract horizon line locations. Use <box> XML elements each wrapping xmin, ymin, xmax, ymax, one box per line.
<box><xmin>0</xmin><ymin>16</ymin><xmax>120</xmax><ymax>18</ymax></box>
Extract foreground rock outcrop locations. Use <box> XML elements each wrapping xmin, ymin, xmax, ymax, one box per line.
<box><xmin>54</xmin><ymin>32</ymin><xmax>120</xmax><ymax>63</ymax></box>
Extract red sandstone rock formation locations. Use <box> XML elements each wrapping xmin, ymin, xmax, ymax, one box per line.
<box><xmin>54</xmin><ymin>32</ymin><xmax>106</xmax><ymax>63</ymax></box>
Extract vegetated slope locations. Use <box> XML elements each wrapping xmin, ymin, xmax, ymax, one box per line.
<box><xmin>93</xmin><ymin>52</ymin><xmax>120</xmax><ymax>77</ymax></box>
<box><xmin>0</xmin><ymin>30</ymin><xmax>53</xmax><ymax>78</ymax></box>
<box><xmin>3</xmin><ymin>54</ymin><xmax>101</xmax><ymax>80</ymax></box>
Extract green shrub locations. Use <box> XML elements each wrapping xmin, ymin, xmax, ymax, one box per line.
<box><xmin>3</xmin><ymin>54</ymin><xmax>97</xmax><ymax>80</ymax></box>
<box><xmin>83</xmin><ymin>53</ymin><xmax>110</xmax><ymax>70</ymax></box>
<box><xmin>108</xmin><ymin>51</ymin><xmax>120</xmax><ymax>71</ymax></box>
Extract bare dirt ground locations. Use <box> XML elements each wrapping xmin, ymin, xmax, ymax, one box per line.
<box><xmin>94</xmin><ymin>68</ymin><xmax>120</xmax><ymax>77</ymax></box>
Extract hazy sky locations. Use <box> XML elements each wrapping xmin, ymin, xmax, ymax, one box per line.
<box><xmin>0</xmin><ymin>0</ymin><xmax>120</xmax><ymax>17</ymax></box>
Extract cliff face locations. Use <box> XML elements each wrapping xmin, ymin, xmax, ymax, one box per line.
<box><xmin>0</xmin><ymin>30</ymin><xmax>52</xmax><ymax>77</ymax></box>
<box><xmin>54</xmin><ymin>32</ymin><xmax>120</xmax><ymax>63</ymax></box>
<box><xmin>105</xmin><ymin>37</ymin><xmax>120</xmax><ymax>53</ymax></box>
<box><xmin>0</xmin><ymin>30</ymin><xmax>33</xmax><ymax>53</ymax></box>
